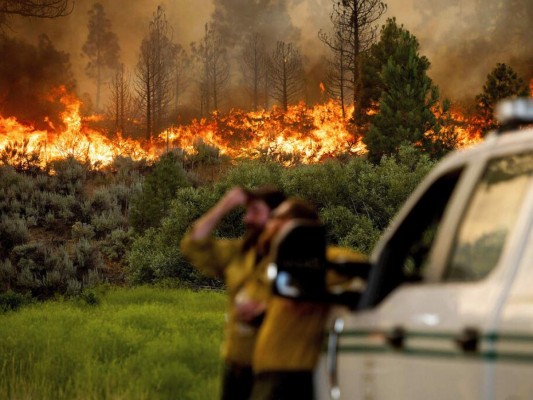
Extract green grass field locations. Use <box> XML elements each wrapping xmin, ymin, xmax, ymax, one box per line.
<box><xmin>0</xmin><ymin>286</ymin><xmax>226</xmax><ymax>400</ymax></box>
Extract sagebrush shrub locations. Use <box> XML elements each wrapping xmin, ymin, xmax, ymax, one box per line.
<box><xmin>0</xmin><ymin>215</ymin><xmax>29</xmax><ymax>252</ymax></box>
<box><xmin>100</xmin><ymin>228</ymin><xmax>134</xmax><ymax>262</ymax></box>
<box><xmin>74</xmin><ymin>238</ymin><xmax>104</xmax><ymax>275</ymax></box>
<box><xmin>0</xmin><ymin>259</ymin><xmax>15</xmax><ymax>288</ymax></box>
<box><xmin>49</xmin><ymin>157</ymin><xmax>87</xmax><ymax>195</ymax></box>
<box><xmin>90</xmin><ymin>188</ymin><xmax>116</xmax><ymax>213</ymax></box>
<box><xmin>71</xmin><ymin>221</ymin><xmax>95</xmax><ymax>240</ymax></box>
<box><xmin>91</xmin><ymin>209</ymin><xmax>126</xmax><ymax>238</ymax></box>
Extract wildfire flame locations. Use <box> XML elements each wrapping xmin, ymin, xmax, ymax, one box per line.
<box><xmin>0</xmin><ymin>86</ymin><xmax>485</xmax><ymax>169</ymax></box>
<box><xmin>0</xmin><ymin>87</ymin><xmax>157</xmax><ymax>169</ymax></box>
<box><xmin>161</xmin><ymin>100</ymin><xmax>363</xmax><ymax>165</ymax></box>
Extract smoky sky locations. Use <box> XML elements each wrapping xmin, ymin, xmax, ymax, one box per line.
<box><xmin>3</xmin><ymin>0</ymin><xmax>532</xmax><ymax>112</ymax></box>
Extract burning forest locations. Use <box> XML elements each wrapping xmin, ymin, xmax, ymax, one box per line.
<box><xmin>0</xmin><ymin>0</ymin><xmax>531</xmax><ymax>300</ymax></box>
<box><xmin>0</xmin><ymin>87</ymin><xmax>488</xmax><ymax>171</ymax></box>
<box><xmin>0</xmin><ymin>0</ymin><xmax>531</xmax><ymax>171</ymax></box>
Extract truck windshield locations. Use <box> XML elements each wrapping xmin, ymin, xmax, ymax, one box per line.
<box><xmin>444</xmin><ymin>152</ymin><xmax>533</xmax><ymax>281</ymax></box>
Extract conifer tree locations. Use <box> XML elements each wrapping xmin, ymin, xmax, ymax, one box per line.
<box><xmin>363</xmin><ymin>19</ymin><xmax>440</xmax><ymax>163</ymax></box>
<box><xmin>475</xmin><ymin>63</ymin><xmax>529</xmax><ymax>134</ymax></box>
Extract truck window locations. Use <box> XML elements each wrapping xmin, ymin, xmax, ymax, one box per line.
<box><xmin>444</xmin><ymin>152</ymin><xmax>533</xmax><ymax>282</ymax></box>
<box><xmin>360</xmin><ymin>168</ymin><xmax>463</xmax><ymax>308</ymax></box>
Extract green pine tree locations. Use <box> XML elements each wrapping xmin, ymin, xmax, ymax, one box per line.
<box><xmin>363</xmin><ymin>19</ymin><xmax>441</xmax><ymax>163</ymax></box>
<box><xmin>475</xmin><ymin>63</ymin><xmax>529</xmax><ymax>135</ymax></box>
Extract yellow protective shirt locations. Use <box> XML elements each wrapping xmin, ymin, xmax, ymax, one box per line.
<box><xmin>252</xmin><ymin>246</ymin><xmax>366</xmax><ymax>372</ymax></box>
<box><xmin>180</xmin><ymin>231</ymin><xmax>271</xmax><ymax>366</ymax></box>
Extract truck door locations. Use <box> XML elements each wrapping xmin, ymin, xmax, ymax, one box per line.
<box><xmin>491</xmin><ymin>153</ymin><xmax>533</xmax><ymax>400</ymax></box>
<box><xmin>318</xmin><ymin>151</ymin><xmax>533</xmax><ymax>400</ymax></box>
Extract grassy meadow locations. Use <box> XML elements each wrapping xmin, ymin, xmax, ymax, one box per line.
<box><xmin>0</xmin><ymin>286</ymin><xmax>226</xmax><ymax>400</ymax></box>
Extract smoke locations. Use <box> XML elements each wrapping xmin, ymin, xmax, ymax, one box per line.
<box><xmin>6</xmin><ymin>0</ymin><xmax>214</xmax><ymax>103</ymax></box>
<box><xmin>0</xmin><ymin>34</ymin><xmax>76</xmax><ymax>130</ymax></box>
<box><xmin>1</xmin><ymin>0</ymin><xmax>531</xmax><ymax>120</ymax></box>
<box><xmin>211</xmin><ymin>0</ymin><xmax>300</xmax><ymax>47</ymax></box>
<box><xmin>388</xmin><ymin>0</ymin><xmax>533</xmax><ymax>100</ymax></box>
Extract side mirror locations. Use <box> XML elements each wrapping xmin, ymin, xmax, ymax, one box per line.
<box><xmin>269</xmin><ymin>220</ymin><xmax>327</xmax><ymax>302</ymax></box>
<box><xmin>268</xmin><ymin>220</ymin><xmax>371</xmax><ymax>308</ymax></box>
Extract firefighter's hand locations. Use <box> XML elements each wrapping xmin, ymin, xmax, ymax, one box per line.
<box><xmin>219</xmin><ymin>187</ymin><xmax>248</xmax><ymax>212</ymax></box>
<box><xmin>234</xmin><ymin>297</ymin><xmax>266</xmax><ymax>324</ymax></box>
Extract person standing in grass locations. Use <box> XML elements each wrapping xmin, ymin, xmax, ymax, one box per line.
<box><xmin>250</xmin><ymin>198</ymin><xmax>366</xmax><ymax>400</ymax></box>
<box><xmin>180</xmin><ymin>186</ymin><xmax>285</xmax><ymax>400</ymax></box>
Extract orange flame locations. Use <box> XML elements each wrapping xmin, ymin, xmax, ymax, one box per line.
<box><xmin>0</xmin><ymin>87</ymin><xmax>485</xmax><ymax>169</ymax></box>
<box><xmin>0</xmin><ymin>87</ymin><xmax>157</xmax><ymax>168</ymax></box>
<box><xmin>160</xmin><ymin>100</ymin><xmax>364</xmax><ymax>165</ymax></box>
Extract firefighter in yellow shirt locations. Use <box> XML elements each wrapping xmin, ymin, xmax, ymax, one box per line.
<box><xmin>180</xmin><ymin>186</ymin><xmax>285</xmax><ymax>400</ymax></box>
<box><xmin>250</xmin><ymin>198</ymin><xmax>366</xmax><ymax>400</ymax></box>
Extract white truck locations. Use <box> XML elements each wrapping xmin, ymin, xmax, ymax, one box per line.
<box><xmin>308</xmin><ymin>98</ymin><xmax>533</xmax><ymax>400</ymax></box>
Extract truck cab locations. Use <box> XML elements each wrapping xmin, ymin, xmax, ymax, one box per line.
<box><xmin>312</xmin><ymin>98</ymin><xmax>533</xmax><ymax>400</ymax></box>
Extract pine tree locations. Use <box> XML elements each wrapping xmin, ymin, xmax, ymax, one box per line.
<box><xmin>364</xmin><ymin>19</ymin><xmax>440</xmax><ymax>163</ymax></box>
<box><xmin>475</xmin><ymin>63</ymin><xmax>529</xmax><ymax>134</ymax></box>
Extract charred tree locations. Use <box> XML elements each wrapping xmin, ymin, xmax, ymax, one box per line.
<box><xmin>0</xmin><ymin>0</ymin><xmax>73</xmax><ymax>27</ymax></box>
<box><xmin>191</xmin><ymin>23</ymin><xmax>230</xmax><ymax>116</ymax></box>
<box><xmin>82</xmin><ymin>2</ymin><xmax>120</xmax><ymax>112</ymax></box>
<box><xmin>173</xmin><ymin>44</ymin><xmax>190</xmax><ymax>118</ymax></box>
<box><xmin>319</xmin><ymin>10</ymin><xmax>351</xmax><ymax>119</ymax></box>
<box><xmin>108</xmin><ymin>64</ymin><xmax>133</xmax><ymax>136</ymax></box>
<box><xmin>241</xmin><ymin>32</ymin><xmax>269</xmax><ymax>111</ymax></box>
<box><xmin>320</xmin><ymin>0</ymin><xmax>386</xmax><ymax>123</ymax></box>
<box><xmin>268</xmin><ymin>41</ymin><xmax>304</xmax><ymax>112</ymax></box>
<box><xmin>135</xmin><ymin>6</ymin><xmax>176</xmax><ymax>141</ymax></box>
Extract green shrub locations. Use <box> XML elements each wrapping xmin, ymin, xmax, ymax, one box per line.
<box><xmin>320</xmin><ymin>205</ymin><xmax>359</xmax><ymax>245</ymax></box>
<box><xmin>340</xmin><ymin>214</ymin><xmax>382</xmax><ymax>255</ymax></box>
<box><xmin>49</xmin><ymin>156</ymin><xmax>87</xmax><ymax>196</ymax></box>
<box><xmin>216</xmin><ymin>160</ymin><xmax>283</xmax><ymax>192</ymax></box>
<box><xmin>100</xmin><ymin>228</ymin><xmax>134</xmax><ymax>262</ymax></box>
<box><xmin>0</xmin><ymin>290</ymin><xmax>33</xmax><ymax>312</ymax></box>
<box><xmin>44</xmin><ymin>211</ymin><xmax>55</xmax><ymax>228</ymax></box>
<box><xmin>0</xmin><ymin>165</ymin><xmax>23</xmax><ymax>189</ymax></box>
<box><xmin>34</xmin><ymin>174</ymin><xmax>50</xmax><ymax>191</ymax></box>
<box><xmin>344</xmin><ymin>146</ymin><xmax>434</xmax><ymax>230</ymax></box>
<box><xmin>129</xmin><ymin>151</ymin><xmax>190</xmax><ymax>233</ymax></box>
<box><xmin>0</xmin><ymin>215</ymin><xmax>29</xmax><ymax>252</ymax></box>
<box><xmin>71</xmin><ymin>222</ymin><xmax>95</xmax><ymax>240</ymax></box>
<box><xmin>108</xmin><ymin>155</ymin><xmax>148</xmax><ymax>186</ymax></box>
<box><xmin>126</xmin><ymin>226</ymin><xmax>221</xmax><ymax>288</ymax></box>
<box><xmin>91</xmin><ymin>208</ymin><xmax>126</xmax><ymax>238</ymax></box>
<box><xmin>74</xmin><ymin>238</ymin><xmax>104</xmax><ymax>278</ymax></box>
<box><xmin>281</xmin><ymin>160</ymin><xmax>349</xmax><ymax>209</ymax></box>
<box><xmin>0</xmin><ymin>259</ymin><xmax>16</xmax><ymax>288</ymax></box>
<box><xmin>107</xmin><ymin>183</ymin><xmax>132</xmax><ymax>214</ymax></box>
<box><xmin>50</xmin><ymin>248</ymin><xmax>76</xmax><ymax>281</ymax></box>
<box><xmin>186</xmin><ymin>139</ymin><xmax>222</xmax><ymax>166</ymax></box>
<box><xmin>90</xmin><ymin>188</ymin><xmax>117</xmax><ymax>213</ymax></box>
<box><xmin>35</xmin><ymin>191</ymin><xmax>77</xmax><ymax>224</ymax></box>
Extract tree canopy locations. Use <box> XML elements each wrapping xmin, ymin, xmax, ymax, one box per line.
<box><xmin>363</xmin><ymin>18</ymin><xmax>441</xmax><ymax>163</ymax></box>
<box><xmin>475</xmin><ymin>63</ymin><xmax>529</xmax><ymax>134</ymax></box>
<box><xmin>0</xmin><ymin>0</ymin><xmax>73</xmax><ymax>27</ymax></box>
